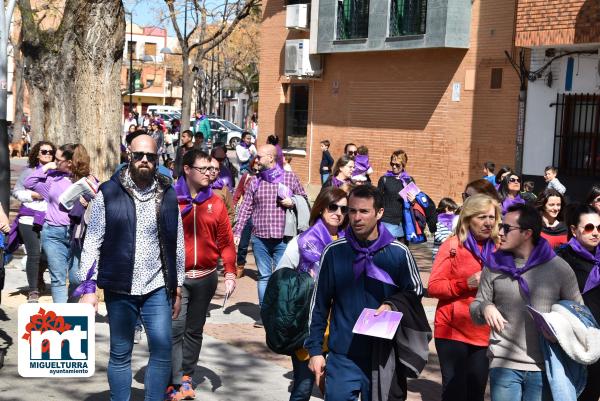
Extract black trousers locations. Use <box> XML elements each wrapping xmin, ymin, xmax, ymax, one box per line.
<box><xmin>18</xmin><ymin>223</ymin><xmax>44</xmax><ymax>292</ymax></box>
<box><xmin>579</xmin><ymin>359</ymin><xmax>600</xmax><ymax>401</ymax></box>
<box><xmin>171</xmin><ymin>271</ymin><xmax>218</xmax><ymax>385</ymax></box>
<box><xmin>435</xmin><ymin>338</ymin><xmax>489</xmax><ymax>401</ymax></box>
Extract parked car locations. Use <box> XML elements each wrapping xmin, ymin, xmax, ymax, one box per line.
<box><xmin>189</xmin><ymin>117</ymin><xmax>246</xmax><ymax>148</ymax></box>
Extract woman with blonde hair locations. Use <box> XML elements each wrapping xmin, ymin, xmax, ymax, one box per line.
<box><xmin>428</xmin><ymin>194</ymin><xmax>500</xmax><ymax>401</ymax></box>
<box><xmin>24</xmin><ymin>143</ymin><xmax>93</xmax><ymax>303</ymax></box>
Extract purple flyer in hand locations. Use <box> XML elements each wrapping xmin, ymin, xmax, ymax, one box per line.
<box><xmin>352</xmin><ymin>308</ymin><xmax>403</xmax><ymax>340</ymax></box>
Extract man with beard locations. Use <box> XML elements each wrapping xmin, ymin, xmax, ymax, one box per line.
<box><xmin>78</xmin><ymin>133</ymin><xmax>185</xmax><ymax>401</ymax></box>
<box><xmin>233</xmin><ymin>144</ymin><xmax>306</xmax><ymax>326</ymax></box>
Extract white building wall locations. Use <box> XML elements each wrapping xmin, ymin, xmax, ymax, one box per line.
<box><xmin>522</xmin><ymin>48</ymin><xmax>600</xmax><ymax>175</ymax></box>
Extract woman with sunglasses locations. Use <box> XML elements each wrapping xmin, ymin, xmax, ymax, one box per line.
<box><xmin>24</xmin><ymin>143</ymin><xmax>90</xmax><ymax>303</ymax></box>
<box><xmin>428</xmin><ymin>194</ymin><xmax>500</xmax><ymax>401</ymax></box>
<box><xmin>498</xmin><ymin>173</ymin><xmax>525</xmax><ymax>214</ymax></box>
<box><xmin>556</xmin><ymin>204</ymin><xmax>600</xmax><ymax>401</ymax></box>
<box><xmin>321</xmin><ymin>155</ymin><xmax>354</xmax><ymax>189</ymax></box>
<box><xmin>9</xmin><ymin>141</ymin><xmax>56</xmax><ymax>302</ymax></box>
<box><xmin>536</xmin><ymin>188</ymin><xmax>568</xmax><ymax>249</ymax></box>
<box><xmin>275</xmin><ymin>186</ymin><xmax>348</xmax><ymax>401</ymax></box>
<box><xmin>376</xmin><ymin>149</ymin><xmax>412</xmax><ymax>240</ymax></box>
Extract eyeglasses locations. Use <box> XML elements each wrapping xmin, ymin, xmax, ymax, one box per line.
<box><xmin>347</xmin><ymin>151</ymin><xmax>357</xmax><ymax>156</ymax></box>
<box><xmin>580</xmin><ymin>224</ymin><xmax>600</xmax><ymax>234</ymax></box>
<box><xmin>499</xmin><ymin>223</ymin><xmax>522</xmax><ymax>233</ymax></box>
<box><xmin>131</xmin><ymin>152</ymin><xmax>158</xmax><ymax>163</ymax></box>
<box><xmin>508</xmin><ymin>177</ymin><xmax>521</xmax><ymax>183</ymax></box>
<box><xmin>327</xmin><ymin>203</ymin><xmax>348</xmax><ymax>214</ymax></box>
<box><xmin>39</xmin><ymin>149</ymin><xmax>54</xmax><ymax>155</ymax></box>
<box><xmin>191</xmin><ymin>166</ymin><xmax>217</xmax><ymax>174</ymax></box>
<box><xmin>462</xmin><ymin>192</ymin><xmax>470</xmax><ymax>201</ymax></box>
<box><xmin>390</xmin><ymin>163</ymin><xmax>403</xmax><ymax>169</ymax></box>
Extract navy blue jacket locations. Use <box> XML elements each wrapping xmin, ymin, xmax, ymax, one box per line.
<box><xmin>96</xmin><ymin>171</ymin><xmax>179</xmax><ymax>296</ymax></box>
<box><xmin>306</xmin><ymin>237</ymin><xmax>423</xmax><ymax>358</ymax></box>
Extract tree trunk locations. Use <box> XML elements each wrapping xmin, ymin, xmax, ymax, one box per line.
<box><xmin>12</xmin><ymin>43</ymin><xmax>24</xmax><ymax>143</ymax></box>
<box><xmin>20</xmin><ymin>0</ymin><xmax>125</xmax><ymax>180</ymax></box>
<box><xmin>180</xmin><ymin>53</ymin><xmax>194</xmax><ymax>131</ymax></box>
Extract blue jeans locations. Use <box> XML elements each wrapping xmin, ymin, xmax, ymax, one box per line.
<box><xmin>236</xmin><ymin>219</ymin><xmax>253</xmax><ymax>266</ymax></box>
<box><xmin>290</xmin><ymin>353</ymin><xmax>315</xmax><ymax>401</ymax></box>
<box><xmin>325</xmin><ymin>352</ymin><xmax>371</xmax><ymax>401</ymax></box>
<box><xmin>105</xmin><ymin>288</ymin><xmax>173</xmax><ymax>401</ymax></box>
<box><xmin>321</xmin><ymin>173</ymin><xmax>330</xmax><ymax>185</ymax></box>
<box><xmin>382</xmin><ymin>222</ymin><xmax>404</xmax><ymax>239</ymax></box>
<box><xmin>490</xmin><ymin>368</ymin><xmax>552</xmax><ymax>401</ymax></box>
<box><xmin>251</xmin><ymin>235</ymin><xmax>287</xmax><ymax>306</ymax></box>
<box><xmin>41</xmin><ymin>223</ymin><xmax>79</xmax><ymax>303</ymax></box>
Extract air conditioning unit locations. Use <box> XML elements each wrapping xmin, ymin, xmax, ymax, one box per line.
<box><xmin>284</xmin><ymin>39</ymin><xmax>322</xmax><ymax>77</ymax></box>
<box><xmin>285</xmin><ymin>4</ymin><xmax>310</xmax><ymax>30</ymax></box>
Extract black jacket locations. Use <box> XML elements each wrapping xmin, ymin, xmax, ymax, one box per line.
<box><xmin>371</xmin><ymin>291</ymin><xmax>432</xmax><ymax>401</ymax></box>
<box><xmin>377</xmin><ymin>175</ymin><xmax>408</xmax><ymax>226</ymax></box>
<box><xmin>320</xmin><ymin>150</ymin><xmax>334</xmax><ymax>173</ymax></box>
<box><xmin>556</xmin><ymin>244</ymin><xmax>600</xmax><ymax>324</ymax></box>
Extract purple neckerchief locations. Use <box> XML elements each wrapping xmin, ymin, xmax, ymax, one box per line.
<box><xmin>345</xmin><ymin>222</ymin><xmax>398</xmax><ymax>286</ymax></box>
<box><xmin>212</xmin><ymin>177</ymin><xmax>226</xmax><ymax>190</ymax></box>
<box><xmin>463</xmin><ymin>230</ymin><xmax>495</xmax><ymax>264</ymax></box>
<box><xmin>501</xmin><ymin>194</ymin><xmax>525</xmax><ymax>214</ymax></box>
<box><xmin>175</xmin><ymin>176</ymin><xmax>213</xmax><ymax>217</ymax></box>
<box><xmin>240</xmin><ymin>141</ymin><xmax>250</xmax><ymax>149</ymax></box>
<box><xmin>486</xmin><ymin>238</ymin><xmax>555</xmax><ymax>302</ymax></box>
<box><xmin>332</xmin><ymin>176</ymin><xmax>346</xmax><ymax>188</ymax></box>
<box><xmin>6</xmin><ymin>205</ymin><xmax>46</xmax><ymax>253</ymax></box>
<box><xmin>297</xmin><ymin>218</ymin><xmax>345</xmax><ymax>276</ymax></box>
<box><xmin>437</xmin><ymin>213</ymin><xmax>455</xmax><ymax>232</ymax></box>
<box><xmin>258</xmin><ymin>165</ymin><xmax>285</xmax><ymax>184</ymax></box>
<box><xmin>352</xmin><ymin>154</ymin><xmax>371</xmax><ymax>177</ymax></box>
<box><xmin>567</xmin><ymin>237</ymin><xmax>600</xmax><ymax>293</ymax></box>
<box><xmin>72</xmin><ymin>261</ymin><xmax>97</xmax><ymax>297</ymax></box>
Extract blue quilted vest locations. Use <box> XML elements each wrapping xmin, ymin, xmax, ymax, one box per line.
<box><xmin>96</xmin><ymin>171</ymin><xmax>179</xmax><ymax>296</ymax></box>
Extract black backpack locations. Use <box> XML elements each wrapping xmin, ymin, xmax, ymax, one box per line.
<box><xmin>261</xmin><ymin>267</ymin><xmax>314</xmax><ymax>355</ymax></box>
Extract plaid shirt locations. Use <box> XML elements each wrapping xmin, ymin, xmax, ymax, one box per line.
<box><xmin>233</xmin><ymin>171</ymin><xmax>306</xmax><ymax>239</ymax></box>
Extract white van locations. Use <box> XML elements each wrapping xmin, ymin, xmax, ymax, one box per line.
<box><xmin>146</xmin><ymin>105</ymin><xmax>181</xmax><ymax>116</ymax></box>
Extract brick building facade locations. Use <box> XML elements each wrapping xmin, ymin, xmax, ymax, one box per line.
<box><xmin>258</xmin><ymin>0</ymin><xmax>522</xmax><ymax>201</ymax></box>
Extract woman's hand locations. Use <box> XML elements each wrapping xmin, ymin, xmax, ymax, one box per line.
<box><xmin>467</xmin><ymin>271</ymin><xmax>482</xmax><ymax>289</ymax></box>
<box><xmin>43</xmin><ymin>161</ymin><xmax>57</xmax><ymax>172</ymax></box>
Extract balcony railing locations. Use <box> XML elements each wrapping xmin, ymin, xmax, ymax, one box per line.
<box><xmin>336</xmin><ymin>0</ymin><xmax>369</xmax><ymax>40</ymax></box>
<box><xmin>389</xmin><ymin>0</ymin><xmax>427</xmax><ymax>37</ymax></box>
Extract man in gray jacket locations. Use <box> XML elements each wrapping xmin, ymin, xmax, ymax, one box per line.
<box><xmin>470</xmin><ymin>203</ymin><xmax>582</xmax><ymax>401</ymax></box>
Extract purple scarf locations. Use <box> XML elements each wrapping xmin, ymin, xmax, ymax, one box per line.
<box><xmin>352</xmin><ymin>154</ymin><xmax>371</xmax><ymax>177</ymax></box>
<box><xmin>258</xmin><ymin>165</ymin><xmax>285</xmax><ymax>184</ymax></box>
<box><xmin>72</xmin><ymin>261</ymin><xmax>97</xmax><ymax>297</ymax></box>
<box><xmin>7</xmin><ymin>205</ymin><xmax>46</xmax><ymax>253</ymax></box>
<box><xmin>212</xmin><ymin>177</ymin><xmax>226</xmax><ymax>190</ymax></box>
<box><xmin>345</xmin><ymin>222</ymin><xmax>397</xmax><ymax>286</ymax></box>
<box><xmin>463</xmin><ymin>230</ymin><xmax>496</xmax><ymax>264</ymax></box>
<box><xmin>175</xmin><ymin>176</ymin><xmax>213</xmax><ymax>217</ymax></box>
<box><xmin>501</xmin><ymin>194</ymin><xmax>525</xmax><ymax>214</ymax></box>
<box><xmin>332</xmin><ymin>176</ymin><xmax>347</xmax><ymax>188</ymax></box>
<box><xmin>437</xmin><ymin>213</ymin><xmax>455</xmax><ymax>232</ymax></box>
<box><xmin>240</xmin><ymin>141</ymin><xmax>250</xmax><ymax>149</ymax></box>
<box><xmin>297</xmin><ymin>218</ymin><xmax>344</xmax><ymax>276</ymax></box>
<box><xmin>384</xmin><ymin>170</ymin><xmax>411</xmax><ymax>181</ymax></box>
<box><xmin>486</xmin><ymin>238</ymin><xmax>555</xmax><ymax>302</ymax></box>
<box><xmin>567</xmin><ymin>237</ymin><xmax>600</xmax><ymax>293</ymax></box>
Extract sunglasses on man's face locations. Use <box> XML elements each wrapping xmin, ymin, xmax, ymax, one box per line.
<box><xmin>580</xmin><ymin>223</ymin><xmax>600</xmax><ymax>234</ymax></box>
<box><xmin>39</xmin><ymin>149</ymin><xmax>54</xmax><ymax>155</ymax></box>
<box><xmin>131</xmin><ymin>152</ymin><xmax>158</xmax><ymax>163</ymax></box>
<box><xmin>327</xmin><ymin>203</ymin><xmax>348</xmax><ymax>214</ymax></box>
<box><xmin>499</xmin><ymin>223</ymin><xmax>522</xmax><ymax>233</ymax></box>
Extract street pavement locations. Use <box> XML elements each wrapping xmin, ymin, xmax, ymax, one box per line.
<box><xmin>0</xmin><ymin>157</ymin><xmax>445</xmax><ymax>401</ymax></box>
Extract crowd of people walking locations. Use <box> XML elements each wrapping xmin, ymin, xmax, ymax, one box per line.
<box><xmin>3</xmin><ymin>116</ymin><xmax>600</xmax><ymax>401</ymax></box>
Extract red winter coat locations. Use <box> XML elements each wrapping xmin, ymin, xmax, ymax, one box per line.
<box><xmin>428</xmin><ymin>236</ymin><xmax>490</xmax><ymax>346</ymax></box>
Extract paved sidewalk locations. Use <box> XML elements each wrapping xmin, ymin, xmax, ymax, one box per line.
<box><xmin>0</xmin><ymin>157</ymin><xmax>446</xmax><ymax>401</ymax></box>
